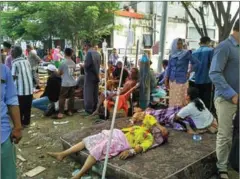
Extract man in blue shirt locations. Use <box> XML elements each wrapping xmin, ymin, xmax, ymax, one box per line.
<box><xmin>209</xmin><ymin>19</ymin><xmax>239</xmax><ymax>179</ymax></box>
<box><xmin>1</xmin><ymin>64</ymin><xmax>22</xmax><ymax>179</ymax></box>
<box><xmin>192</xmin><ymin>36</ymin><xmax>214</xmax><ymax>110</ymax></box>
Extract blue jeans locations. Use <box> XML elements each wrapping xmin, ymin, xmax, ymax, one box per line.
<box><xmin>32</xmin><ymin>96</ymin><xmax>50</xmax><ymax>112</ymax></box>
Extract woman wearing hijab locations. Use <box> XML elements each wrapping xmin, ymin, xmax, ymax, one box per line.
<box><xmin>165</xmin><ymin>38</ymin><xmax>199</xmax><ymax>107</ymax></box>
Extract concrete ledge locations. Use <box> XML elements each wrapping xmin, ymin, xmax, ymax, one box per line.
<box><xmin>61</xmin><ymin>118</ymin><xmax>217</xmax><ymax>179</ymax></box>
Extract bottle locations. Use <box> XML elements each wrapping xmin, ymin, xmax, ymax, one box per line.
<box><xmin>193</xmin><ymin>134</ymin><xmax>202</xmax><ymax>141</ymax></box>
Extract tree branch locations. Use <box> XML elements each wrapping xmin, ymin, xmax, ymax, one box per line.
<box><xmin>226</xmin><ymin>2</ymin><xmax>231</xmax><ymax>17</ymax></box>
<box><xmin>209</xmin><ymin>2</ymin><xmax>222</xmax><ymax>30</ymax></box>
<box><xmin>218</xmin><ymin>2</ymin><xmax>228</xmax><ymax>24</ymax></box>
<box><xmin>199</xmin><ymin>6</ymin><xmax>208</xmax><ymax>37</ymax></box>
<box><xmin>230</xmin><ymin>7</ymin><xmax>239</xmax><ymax>27</ymax></box>
<box><xmin>181</xmin><ymin>2</ymin><xmax>204</xmax><ymax>37</ymax></box>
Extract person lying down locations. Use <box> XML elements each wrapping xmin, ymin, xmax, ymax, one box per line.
<box><xmin>133</xmin><ymin>87</ymin><xmax>218</xmax><ymax>134</ymax></box>
<box><xmin>47</xmin><ymin>115</ymin><xmax>168</xmax><ymax>179</ymax></box>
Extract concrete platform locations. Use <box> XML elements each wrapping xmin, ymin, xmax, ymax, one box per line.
<box><xmin>61</xmin><ymin>118</ymin><xmax>217</xmax><ymax>179</ymax></box>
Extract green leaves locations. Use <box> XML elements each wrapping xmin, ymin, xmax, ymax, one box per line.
<box><xmin>1</xmin><ymin>2</ymin><xmax>119</xmax><ymax>44</ymax></box>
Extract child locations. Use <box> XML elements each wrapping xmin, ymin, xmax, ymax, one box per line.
<box><xmin>56</xmin><ymin>48</ymin><xmax>76</xmax><ymax>119</ymax></box>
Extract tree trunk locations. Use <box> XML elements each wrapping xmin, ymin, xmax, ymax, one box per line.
<box><xmin>49</xmin><ymin>33</ymin><xmax>52</xmax><ymax>49</ymax></box>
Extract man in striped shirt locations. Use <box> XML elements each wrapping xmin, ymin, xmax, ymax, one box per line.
<box><xmin>11</xmin><ymin>46</ymin><xmax>34</xmax><ymax>127</ymax></box>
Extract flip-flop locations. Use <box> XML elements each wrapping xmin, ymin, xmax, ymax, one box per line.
<box><xmin>79</xmin><ymin>112</ymin><xmax>90</xmax><ymax>117</ymax></box>
<box><xmin>66</xmin><ymin>112</ymin><xmax>73</xmax><ymax>116</ymax></box>
<box><xmin>93</xmin><ymin>119</ymin><xmax>106</xmax><ymax>124</ymax></box>
<box><xmin>52</xmin><ymin>115</ymin><xmax>63</xmax><ymax>119</ymax></box>
<box><xmin>77</xmin><ymin>109</ymin><xmax>85</xmax><ymax>113</ymax></box>
<box><xmin>86</xmin><ymin>115</ymin><xmax>98</xmax><ymax>120</ymax></box>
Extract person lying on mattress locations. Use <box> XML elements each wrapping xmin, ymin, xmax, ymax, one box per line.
<box><xmin>47</xmin><ymin>115</ymin><xmax>168</xmax><ymax>179</ymax></box>
<box><xmin>132</xmin><ymin>87</ymin><xmax>218</xmax><ymax>134</ymax></box>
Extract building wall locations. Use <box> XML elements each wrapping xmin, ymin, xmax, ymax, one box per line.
<box><xmin>114</xmin><ymin>2</ymin><xmax>238</xmax><ymax>52</ymax></box>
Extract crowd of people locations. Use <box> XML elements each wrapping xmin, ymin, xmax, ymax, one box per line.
<box><xmin>1</xmin><ymin>19</ymin><xmax>239</xmax><ymax>179</ymax></box>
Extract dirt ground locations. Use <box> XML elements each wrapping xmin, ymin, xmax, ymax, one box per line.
<box><xmin>16</xmin><ymin>108</ymin><xmax>99</xmax><ymax>179</ymax></box>
<box><xmin>16</xmin><ymin>108</ymin><xmax>239</xmax><ymax>179</ymax></box>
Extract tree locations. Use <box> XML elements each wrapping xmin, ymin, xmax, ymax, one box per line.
<box><xmin>182</xmin><ymin>2</ymin><xmax>239</xmax><ymax>42</ymax></box>
<box><xmin>1</xmin><ymin>2</ymin><xmax>120</xmax><ymax>48</ymax></box>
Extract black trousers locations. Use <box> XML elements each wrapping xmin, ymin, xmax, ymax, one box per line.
<box><xmin>84</xmin><ymin>82</ymin><xmax>99</xmax><ymax>114</ymax></box>
<box><xmin>194</xmin><ymin>83</ymin><xmax>212</xmax><ymax>110</ymax></box>
<box><xmin>18</xmin><ymin>95</ymin><xmax>33</xmax><ymax>126</ymax></box>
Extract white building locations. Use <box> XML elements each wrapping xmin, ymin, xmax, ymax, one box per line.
<box><xmin>113</xmin><ymin>2</ymin><xmax>218</xmax><ymax>51</ymax></box>
<box><xmin>113</xmin><ymin>2</ymin><xmax>239</xmax><ymax>51</ymax></box>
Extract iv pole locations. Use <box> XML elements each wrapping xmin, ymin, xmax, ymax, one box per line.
<box><xmin>101</xmin><ymin>17</ymin><xmax>132</xmax><ymax>179</ymax></box>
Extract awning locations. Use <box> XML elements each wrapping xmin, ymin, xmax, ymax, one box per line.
<box><xmin>114</xmin><ymin>10</ymin><xmax>144</xmax><ymax>19</ymax></box>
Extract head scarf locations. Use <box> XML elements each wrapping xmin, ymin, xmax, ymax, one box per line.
<box><xmin>170</xmin><ymin>38</ymin><xmax>188</xmax><ymax>59</ymax></box>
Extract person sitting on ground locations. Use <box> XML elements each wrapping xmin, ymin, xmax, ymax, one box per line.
<box><xmin>157</xmin><ymin>59</ymin><xmax>168</xmax><ymax>86</ymax></box>
<box><xmin>47</xmin><ymin>114</ymin><xmax>168</xmax><ymax>179</ymax></box>
<box><xmin>43</xmin><ymin>49</ymin><xmax>53</xmax><ymax>62</ymax></box>
<box><xmin>74</xmin><ymin>65</ymin><xmax>85</xmax><ymax>99</ymax></box>
<box><xmin>91</xmin><ymin>67</ymin><xmax>139</xmax><ymax>116</ymax></box>
<box><xmin>133</xmin><ymin>87</ymin><xmax>217</xmax><ymax>134</ymax></box>
<box><xmin>174</xmin><ymin>87</ymin><xmax>217</xmax><ymax>134</ymax></box>
<box><xmin>106</xmin><ymin>61</ymin><xmax>116</xmax><ymax>90</ymax></box>
<box><xmin>66</xmin><ymin>66</ymin><xmax>85</xmax><ymax>112</ymax></box>
<box><xmin>112</xmin><ymin>60</ymin><xmax>129</xmax><ymax>87</ymax></box>
<box><xmin>56</xmin><ymin>48</ymin><xmax>76</xmax><ymax>119</ymax></box>
<box><xmin>32</xmin><ymin>64</ymin><xmax>61</xmax><ymax>116</ymax></box>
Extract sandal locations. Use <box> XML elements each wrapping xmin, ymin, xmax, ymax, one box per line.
<box><xmin>93</xmin><ymin>119</ymin><xmax>105</xmax><ymax>124</ymax></box>
<box><xmin>67</xmin><ymin>112</ymin><xmax>73</xmax><ymax>116</ymax></box>
<box><xmin>52</xmin><ymin>114</ymin><xmax>64</xmax><ymax>119</ymax></box>
<box><xmin>218</xmin><ymin>171</ymin><xmax>229</xmax><ymax>179</ymax></box>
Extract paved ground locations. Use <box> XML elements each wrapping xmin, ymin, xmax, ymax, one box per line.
<box><xmin>15</xmin><ymin>108</ymin><xmax>239</xmax><ymax>179</ymax></box>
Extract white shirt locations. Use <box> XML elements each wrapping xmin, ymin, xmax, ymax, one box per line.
<box><xmin>11</xmin><ymin>57</ymin><xmax>34</xmax><ymax>96</ymax></box>
<box><xmin>177</xmin><ymin>99</ymin><xmax>213</xmax><ymax>129</ymax></box>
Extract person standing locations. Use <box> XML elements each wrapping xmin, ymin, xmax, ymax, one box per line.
<box><xmin>84</xmin><ymin>41</ymin><xmax>101</xmax><ymax>115</ymax></box>
<box><xmin>192</xmin><ymin>36</ymin><xmax>214</xmax><ymax>110</ymax></box>
<box><xmin>11</xmin><ymin>46</ymin><xmax>34</xmax><ymax>127</ymax></box>
<box><xmin>56</xmin><ymin>48</ymin><xmax>76</xmax><ymax>119</ymax></box>
<box><xmin>139</xmin><ymin>52</ymin><xmax>156</xmax><ymax>109</ymax></box>
<box><xmin>1</xmin><ymin>64</ymin><xmax>22</xmax><ymax>179</ymax></box>
<box><xmin>26</xmin><ymin>44</ymin><xmax>41</xmax><ymax>89</ymax></box>
<box><xmin>3</xmin><ymin>41</ymin><xmax>13</xmax><ymax>69</ymax></box>
<box><xmin>109</xmin><ymin>48</ymin><xmax>119</xmax><ymax>66</ymax></box>
<box><xmin>209</xmin><ymin>19</ymin><xmax>239</xmax><ymax>179</ymax></box>
<box><xmin>165</xmin><ymin>38</ymin><xmax>200</xmax><ymax>107</ymax></box>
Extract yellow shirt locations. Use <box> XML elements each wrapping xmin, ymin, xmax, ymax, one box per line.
<box><xmin>122</xmin><ymin>114</ymin><xmax>157</xmax><ymax>152</ymax></box>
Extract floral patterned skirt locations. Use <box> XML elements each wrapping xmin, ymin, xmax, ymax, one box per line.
<box><xmin>83</xmin><ymin>129</ymin><xmax>130</xmax><ymax>161</ymax></box>
<box><xmin>169</xmin><ymin>81</ymin><xmax>188</xmax><ymax>107</ymax></box>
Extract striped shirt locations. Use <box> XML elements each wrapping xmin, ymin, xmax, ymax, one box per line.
<box><xmin>11</xmin><ymin>57</ymin><xmax>34</xmax><ymax>96</ymax></box>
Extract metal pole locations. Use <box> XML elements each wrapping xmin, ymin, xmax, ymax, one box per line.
<box><xmin>101</xmin><ymin>17</ymin><xmax>132</xmax><ymax>179</ymax></box>
<box><xmin>135</xmin><ymin>39</ymin><xmax>139</xmax><ymax>67</ymax></box>
<box><xmin>157</xmin><ymin>2</ymin><xmax>168</xmax><ymax>73</ymax></box>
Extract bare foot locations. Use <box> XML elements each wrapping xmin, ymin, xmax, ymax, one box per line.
<box><xmin>47</xmin><ymin>152</ymin><xmax>65</xmax><ymax>161</ymax></box>
<box><xmin>71</xmin><ymin>176</ymin><xmax>80</xmax><ymax>179</ymax></box>
<box><xmin>187</xmin><ymin>129</ymin><xmax>197</xmax><ymax>135</ymax></box>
